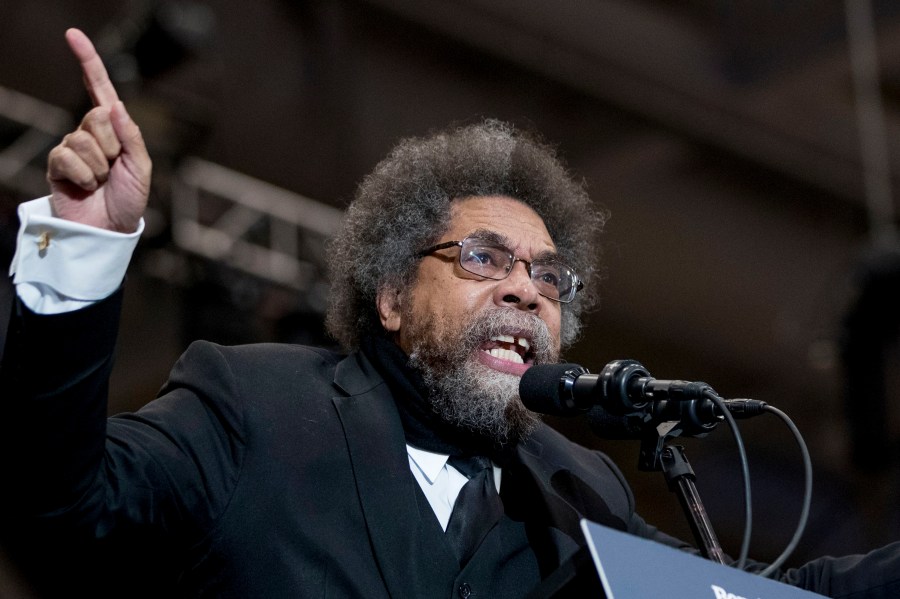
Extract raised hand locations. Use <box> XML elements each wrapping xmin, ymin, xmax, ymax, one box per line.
<box><xmin>46</xmin><ymin>28</ymin><xmax>152</xmax><ymax>233</ymax></box>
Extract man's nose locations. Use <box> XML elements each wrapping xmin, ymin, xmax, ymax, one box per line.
<box><xmin>493</xmin><ymin>260</ymin><xmax>541</xmax><ymax>311</ymax></box>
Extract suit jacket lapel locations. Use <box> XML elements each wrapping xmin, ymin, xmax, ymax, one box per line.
<box><xmin>506</xmin><ymin>430</ymin><xmax>630</xmax><ymax>576</ymax></box>
<box><xmin>503</xmin><ymin>437</ymin><xmax>584</xmax><ymax>575</ymax></box>
<box><xmin>331</xmin><ymin>352</ymin><xmax>457</xmax><ymax>598</ymax></box>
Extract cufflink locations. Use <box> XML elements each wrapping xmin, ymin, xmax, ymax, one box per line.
<box><xmin>37</xmin><ymin>231</ymin><xmax>50</xmax><ymax>251</ymax></box>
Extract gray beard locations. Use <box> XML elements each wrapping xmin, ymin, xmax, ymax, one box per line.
<box><xmin>407</xmin><ymin>308</ymin><xmax>559</xmax><ymax>446</ymax></box>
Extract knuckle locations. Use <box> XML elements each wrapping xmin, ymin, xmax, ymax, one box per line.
<box><xmin>82</xmin><ymin>105</ymin><xmax>110</xmax><ymax>126</ymax></box>
<box><xmin>47</xmin><ymin>144</ymin><xmax>65</xmax><ymax>162</ymax></box>
<box><xmin>48</xmin><ymin>148</ymin><xmax>94</xmax><ymax>188</ymax></box>
<box><xmin>66</xmin><ymin>129</ymin><xmax>89</xmax><ymax>148</ymax></box>
<box><xmin>47</xmin><ymin>146</ymin><xmax>73</xmax><ymax>174</ymax></box>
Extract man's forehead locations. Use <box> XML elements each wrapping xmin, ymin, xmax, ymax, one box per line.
<box><xmin>447</xmin><ymin>196</ymin><xmax>556</xmax><ymax>252</ymax></box>
<box><xmin>465</xmin><ymin>228</ymin><xmax>560</xmax><ymax>260</ymax></box>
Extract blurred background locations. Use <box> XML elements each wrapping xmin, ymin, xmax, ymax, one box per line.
<box><xmin>2</xmin><ymin>0</ymin><xmax>900</xmax><ymax>586</ymax></box>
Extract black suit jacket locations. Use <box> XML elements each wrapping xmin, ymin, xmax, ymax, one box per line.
<box><xmin>2</xmin><ymin>291</ymin><xmax>900</xmax><ymax>598</ymax></box>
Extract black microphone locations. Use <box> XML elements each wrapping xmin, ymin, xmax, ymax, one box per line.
<box><xmin>518</xmin><ymin>363</ymin><xmax>595</xmax><ymax>416</ymax></box>
<box><xmin>519</xmin><ymin>361</ymin><xmax>767</xmax><ymax>438</ymax></box>
<box><xmin>520</xmin><ymin>360</ymin><xmax>714</xmax><ymax>416</ymax></box>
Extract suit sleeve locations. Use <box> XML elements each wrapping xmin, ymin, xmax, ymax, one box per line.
<box><xmin>588</xmin><ymin>447</ymin><xmax>900</xmax><ymax>597</ymax></box>
<box><xmin>750</xmin><ymin>542</ymin><xmax>900</xmax><ymax>597</ymax></box>
<box><xmin>0</xmin><ymin>289</ymin><xmax>123</xmax><ymax>515</ymax></box>
<box><xmin>0</xmin><ymin>291</ymin><xmax>247</xmax><ymax>586</ymax></box>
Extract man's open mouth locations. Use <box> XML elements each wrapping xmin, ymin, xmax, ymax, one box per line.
<box><xmin>479</xmin><ymin>334</ymin><xmax>534</xmax><ymax>365</ymax></box>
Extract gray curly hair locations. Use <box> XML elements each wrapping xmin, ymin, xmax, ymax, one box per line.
<box><xmin>326</xmin><ymin>119</ymin><xmax>607</xmax><ymax>351</ymax></box>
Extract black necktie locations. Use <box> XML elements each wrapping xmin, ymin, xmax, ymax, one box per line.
<box><xmin>445</xmin><ymin>455</ymin><xmax>504</xmax><ymax>566</ymax></box>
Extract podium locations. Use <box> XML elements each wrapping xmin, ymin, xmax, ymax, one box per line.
<box><xmin>528</xmin><ymin>520</ymin><xmax>828</xmax><ymax>598</ymax></box>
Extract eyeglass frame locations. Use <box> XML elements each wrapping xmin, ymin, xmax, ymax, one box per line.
<box><xmin>416</xmin><ymin>235</ymin><xmax>584</xmax><ymax>303</ymax></box>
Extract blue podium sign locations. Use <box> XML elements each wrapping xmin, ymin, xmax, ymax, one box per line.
<box><xmin>581</xmin><ymin>520</ymin><xmax>827</xmax><ymax>599</ymax></box>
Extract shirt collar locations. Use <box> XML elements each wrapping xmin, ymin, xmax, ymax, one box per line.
<box><xmin>406</xmin><ymin>444</ymin><xmax>449</xmax><ymax>485</ymax></box>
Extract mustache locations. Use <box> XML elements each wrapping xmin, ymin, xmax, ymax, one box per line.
<box><xmin>461</xmin><ymin>308</ymin><xmax>559</xmax><ymax>365</ymax></box>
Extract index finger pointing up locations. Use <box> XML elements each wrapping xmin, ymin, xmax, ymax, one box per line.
<box><xmin>65</xmin><ymin>28</ymin><xmax>120</xmax><ymax>108</ymax></box>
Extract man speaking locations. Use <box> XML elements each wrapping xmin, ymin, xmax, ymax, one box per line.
<box><xmin>2</xmin><ymin>28</ymin><xmax>899</xmax><ymax>598</ymax></box>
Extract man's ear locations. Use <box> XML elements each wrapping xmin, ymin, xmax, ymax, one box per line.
<box><xmin>376</xmin><ymin>286</ymin><xmax>403</xmax><ymax>333</ymax></box>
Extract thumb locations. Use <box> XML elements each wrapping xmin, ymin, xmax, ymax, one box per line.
<box><xmin>110</xmin><ymin>101</ymin><xmax>152</xmax><ymax>180</ymax></box>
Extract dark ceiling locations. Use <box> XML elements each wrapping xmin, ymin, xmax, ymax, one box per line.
<box><xmin>2</xmin><ymin>0</ymin><xmax>900</xmax><ymax>572</ymax></box>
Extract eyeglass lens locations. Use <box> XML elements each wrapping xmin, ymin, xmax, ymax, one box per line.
<box><xmin>458</xmin><ymin>238</ymin><xmax>576</xmax><ymax>301</ymax></box>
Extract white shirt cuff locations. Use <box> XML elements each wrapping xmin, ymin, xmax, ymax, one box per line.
<box><xmin>9</xmin><ymin>197</ymin><xmax>143</xmax><ymax>314</ymax></box>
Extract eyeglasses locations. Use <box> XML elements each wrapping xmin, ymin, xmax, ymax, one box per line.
<box><xmin>417</xmin><ymin>236</ymin><xmax>584</xmax><ymax>303</ymax></box>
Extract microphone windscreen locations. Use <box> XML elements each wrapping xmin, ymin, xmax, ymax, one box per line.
<box><xmin>519</xmin><ymin>363</ymin><xmax>584</xmax><ymax>416</ymax></box>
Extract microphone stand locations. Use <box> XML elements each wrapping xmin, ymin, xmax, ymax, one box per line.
<box><xmin>527</xmin><ymin>420</ymin><xmax>727</xmax><ymax>598</ymax></box>
<box><xmin>638</xmin><ymin>423</ymin><xmax>727</xmax><ymax>564</ymax></box>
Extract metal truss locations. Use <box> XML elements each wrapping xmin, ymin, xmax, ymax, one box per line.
<box><xmin>171</xmin><ymin>157</ymin><xmax>343</xmax><ymax>296</ymax></box>
<box><xmin>0</xmin><ymin>85</ymin><xmax>73</xmax><ymax>197</ymax></box>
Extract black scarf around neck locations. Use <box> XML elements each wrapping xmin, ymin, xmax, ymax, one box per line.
<box><xmin>360</xmin><ymin>334</ymin><xmax>512</xmax><ymax>461</ymax></box>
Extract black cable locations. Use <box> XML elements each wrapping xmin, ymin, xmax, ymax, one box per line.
<box><xmin>703</xmin><ymin>389</ymin><xmax>752</xmax><ymax>569</ymax></box>
<box><xmin>758</xmin><ymin>405</ymin><xmax>813</xmax><ymax>578</ymax></box>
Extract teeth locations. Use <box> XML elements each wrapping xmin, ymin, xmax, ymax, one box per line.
<box><xmin>490</xmin><ymin>334</ymin><xmax>531</xmax><ymax>352</ymax></box>
<box><xmin>486</xmin><ymin>347</ymin><xmax>524</xmax><ymax>364</ymax></box>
